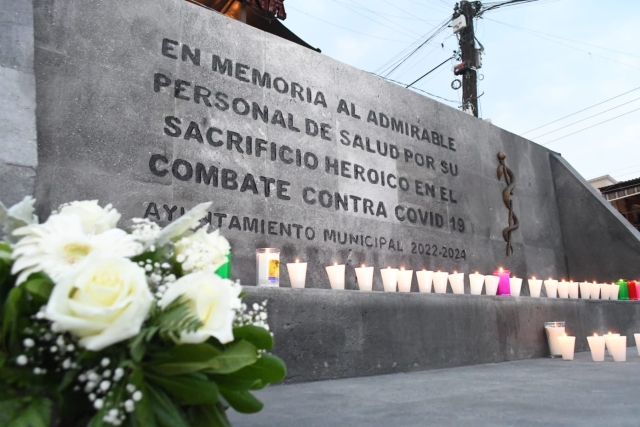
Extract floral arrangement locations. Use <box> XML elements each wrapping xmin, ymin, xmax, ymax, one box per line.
<box><xmin>0</xmin><ymin>198</ymin><xmax>285</xmax><ymax>426</ymax></box>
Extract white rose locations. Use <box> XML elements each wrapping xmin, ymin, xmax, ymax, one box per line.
<box><xmin>58</xmin><ymin>200</ymin><xmax>121</xmax><ymax>234</ymax></box>
<box><xmin>174</xmin><ymin>229</ymin><xmax>230</xmax><ymax>274</ymax></box>
<box><xmin>45</xmin><ymin>256</ymin><xmax>153</xmax><ymax>351</ymax></box>
<box><xmin>156</xmin><ymin>202</ymin><xmax>212</xmax><ymax>245</ymax></box>
<box><xmin>158</xmin><ymin>272</ymin><xmax>241</xmax><ymax>344</ymax></box>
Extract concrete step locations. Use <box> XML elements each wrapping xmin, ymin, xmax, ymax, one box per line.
<box><xmin>243</xmin><ymin>286</ymin><xmax>640</xmax><ymax>383</ymax></box>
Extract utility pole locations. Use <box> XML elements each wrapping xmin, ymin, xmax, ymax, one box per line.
<box><xmin>454</xmin><ymin>1</ymin><xmax>481</xmax><ymax>117</ymax></box>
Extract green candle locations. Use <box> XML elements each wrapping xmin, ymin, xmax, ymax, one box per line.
<box><xmin>215</xmin><ymin>252</ymin><xmax>232</xmax><ymax>279</ymax></box>
<box><xmin>616</xmin><ymin>279</ymin><xmax>629</xmax><ymax>300</ymax></box>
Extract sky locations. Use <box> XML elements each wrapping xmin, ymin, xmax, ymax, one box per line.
<box><xmin>282</xmin><ymin>0</ymin><xmax>640</xmax><ymax>182</ymax></box>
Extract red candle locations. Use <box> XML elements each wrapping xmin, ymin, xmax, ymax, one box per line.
<box><xmin>629</xmin><ymin>280</ymin><xmax>638</xmax><ymax>300</ymax></box>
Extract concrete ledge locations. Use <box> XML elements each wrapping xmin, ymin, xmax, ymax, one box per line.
<box><xmin>243</xmin><ymin>286</ymin><xmax>640</xmax><ymax>383</ymax></box>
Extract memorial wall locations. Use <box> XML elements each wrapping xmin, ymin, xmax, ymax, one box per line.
<box><xmin>31</xmin><ymin>0</ymin><xmax>638</xmax><ymax>290</ymax></box>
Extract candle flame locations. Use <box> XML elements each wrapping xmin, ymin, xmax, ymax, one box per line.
<box><xmin>387</xmin><ymin>266</ymin><xmax>391</xmax><ymax>269</ymax></box>
<box><xmin>561</xmin><ymin>279</ymin><xmax>566</xmax><ymax>283</ymax></box>
<box><xmin>475</xmin><ymin>271</ymin><xmax>479</xmax><ymax>275</ymax></box>
<box><xmin>400</xmin><ymin>267</ymin><xmax>405</xmax><ymax>271</ymax></box>
<box><xmin>499</xmin><ymin>267</ymin><xmax>503</xmax><ymax>273</ymax></box>
<box><xmin>422</xmin><ymin>268</ymin><xmax>426</xmax><ymax>271</ymax></box>
<box><xmin>453</xmin><ymin>270</ymin><xmax>457</xmax><ymax>274</ymax></box>
<box><xmin>607</xmin><ymin>332</ymin><xmax>612</xmax><ymax>335</ymax></box>
<box><xmin>549</xmin><ymin>277</ymin><xmax>552</xmax><ymax>281</ymax></box>
<box><xmin>532</xmin><ymin>276</ymin><xmax>536</xmax><ymax>280</ymax></box>
<box><xmin>563</xmin><ymin>333</ymin><xmax>567</xmax><ymax>337</ymax></box>
<box><xmin>333</xmin><ymin>262</ymin><xmax>338</xmax><ymax>266</ymax></box>
<box><xmin>361</xmin><ymin>264</ymin><xmax>365</xmax><ymax>268</ymax></box>
<box><xmin>295</xmin><ymin>258</ymin><xmax>300</xmax><ymax>263</ymax></box>
<box><xmin>593</xmin><ymin>280</ymin><xmax>596</xmax><ymax>284</ymax></box>
<box><xmin>594</xmin><ymin>333</ymin><xmax>598</xmax><ymax>337</ymax></box>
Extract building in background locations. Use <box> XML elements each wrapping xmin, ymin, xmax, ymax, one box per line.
<box><xmin>588</xmin><ymin>175</ymin><xmax>617</xmax><ymax>193</ymax></box>
<box><xmin>596</xmin><ymin>177</ymin><xmax>640</xmax><ymax>231</ymax></box>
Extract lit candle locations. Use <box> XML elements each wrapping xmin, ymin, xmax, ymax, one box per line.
<box><xmin>604</xmin><ymin>332</ymin><xmax>620</xmax><ymax>357</ymax></box>
<box><xmin>380</xmin><ymin>267</ymin><xmax>399</xmax><ymax>292</ymax></box>
<box><xmin>609</xmin><ymin>335</ymin><xmax>627</xmax><ymax>362</ymax></box>
<box><xmin>568</xmin><ymin>281</ymin><xmax>579</xmax><ymax>299</ymax></box>
<box><xmin>354</xmin><ymin>264</ymin><xmax>374</xmax><ymax>291</ymax></box>
<box><xmin>493</xmin><ymin>267</ymin><xmax>511</xmax><ymax>296</ymax></box>
<box><xmin>528</xmin><ymin>276</ymin><xmax>542</xmax><ymax>298</ymax></box>
<box><xmin>557</xmin><ymin>333</ymin><xmax>576</xmax><ymax>361</ymax></box>
<box><xmin>325</xmin><ymin>262</ymin><xmax>345</xmax><ymax>290</ymax></box>
<box><xmin>635</xmin><ymin>334</ymin><xmax>640</xmax><ymax>356</ymax></box>
<box><xmin>590</xmin><ymin>281</ymin><xmax>601</xmax><ymax>300</ymax></box>
<box><xmin>433</xmin><ymin>271</ymin><xmax>449</xmax><ymax>294</ymax></box>
<box><xmin>544</xmin><ymin>322</ymin><xmax>565</xmax><ymax>358</ymax></box>
<box><xmin>611</xmin><ymin>283</ymin><xmax>620</xmax><ymax>300</ymax></box>
<box><xmin>543</xmin><ymin>278</ymin><xmax>558</xmax><ymax>298</ymax></box>
<box><xmin>600</xmin><ymin>283</ymin><xmax>612</xmax><ymax>300</ymax></box>
<box><xmin>628</xmin><ymin>279</ymin><xmax>639</xmax><ymax>300</ymax></box>
<box><xmin>557</xmin><ymin>280</ymin><xmax>569</xmax><ymax>299</ymax></box>
<box><xmin>587</xmin><ymin>333</ymin><xmax>606</xmax><ymax>361</ymax></box>
<box><xmin>398</xmin><ymin>267</ymin><xmax>414</xmax><ymax>293</ymax></box>
<box><xmin>485</xmin><ymin>275</ymin><xmax>500</xmax><ymax>296</ymax></box>
<box><xmin>448</xmin><ymin>271</ymin><xmax>465</xmax><ymax>294</ymax></box>
<box><xmin>286</xmin><ymin>259</ymin><xmax>307</xmax><ymax>289</ymax></box>
<box><xmin>579</xmin><ymin>282</ymin><xmax>591</xmax><ymax>299</ymax></box>
<box><xmin>416</xmin><ymin>270</ymin><xmax>434</xmax><ymax>293</ymax></box>
<box><xmin>510</xmin><ymin>277</ymin><xmax>523</xmax><ymax>297</ymax></box>
<box><xmin>469</xmin><ymin>271</ymin><xmax>485</xmax><ymax>295</ymax></box>
<box><xmin>256</xmin><ymin>248</ymin><xmax>280</xmax><ymax>287</ymax></box>
<box><xmin>616</xmin><ymin>279</ymin><xmax>629</xmax><ymax>300</ymax></box>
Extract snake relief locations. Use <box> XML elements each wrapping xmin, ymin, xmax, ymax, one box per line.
<box><xmin>497</xmin><ymin>152</ymin><xmax>519</xmax><ymax>256</ymax></box>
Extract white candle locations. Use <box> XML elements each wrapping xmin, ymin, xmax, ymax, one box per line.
<box><xmin>398</xmin><ymin>268</ymin><xmax>413</xmax><ymax>293</ymax></box>
<box><xmin>469</xmin><ymin>272</ymin><xmax>485</xmax><ymax>295</ymax></box>
<box><xmin>557</xmin><ymin>334</ymin><xmax>575</xmax><ymax>361</ymax></box>
<box><xmin>610</xmin><ymin>284</ymin><xmax>620</xmax><ymax>300</ymax></box>
<box><xmin>609</xmin><ymin>335</ymin><xmax>627</xmax><ymax>362</ymax></box>
<box><xmin>448</xmin><ymin>271</ymin><xmax>465</xmax><ymax>294</ymax></box>
<box><xmin>286</xmin><ymin>259</ymin><xmax>307</xmax><ymax>289</ymax></box>
<box><xmin>579</xmin><ymin>282</ymin><xmax>591</xmax><ymax>299</ymax></box>
<box><xmin>325</xmin><ymin>262</ymin><xmax>345</xmax><ymax>290</ymax></box>
<box><xmin>380</xmin><ymin>267</ymin><xmax>399</xmax><ymax>292</ymax></box>
<box><xmin>557</xmin><ymin>280</ymin><xmax>569</xmax><ymax>298</ymax></box>
<box><xmin>545</xmin><ymin>323</ymin><xmax>565</xmax><ymax>357</ymax></box>
<box><xmin>510</xmin><ymin>277</ymin><xmax>523</xmax><ymax>297</ymax></box>
<box><xmin>590</xmin><ymin>281</ymin><xmax>601</xmax><ymax>299</ymax></box>
<box><xmin>604</xmin><ymin>332</ymin><xmax>620</xmax><ymax>357</ymax></box>
<box><xmin>568</xmin><ymin>281</ymin><xmax>579</xmax><ymax>299</ymax></box>
<box><xmin>256</xmin><ymin>248</ymin><xmax>280</xmax><ymax>287</ymax></box>
<box><xmin>528</xmin><ymin>276</ymin><xmax>542</xmax><ymax>298</ymax></box>
<box><xmin>587</xmin><ymin>333</ymin><xmax>606</xmax><ymax>362</ymax></box>
<box><xmin>433</xmin><ymin>271</ymin><xmax>449</xmax><ymax>294</ymax></box>
<box><xmin>354</xmin><ymin>264</ymin><xmax>374</xmax><ymax>291</ymax></box>
<box><xmin>485</xmin><ymin>275</ymin><xmax>500</xmax><ymax>296</ymax></box>
<box><xmin>544</xmin><ymin>279</ymin><xmax>558</xmax><ymax>298</ymax></box>
<box><xmin>635</xmin><ymin>334</ymin><xmax>640</xmax><ymax>356</ymax></box>
<box><xmin>600</xmin><ymin>284</ymin><xmax>612</xmax><ymax>300</ymax></box>
<box><xmin>416</xmin><ymin>270</ymin><xmax>434</xmax><ymax>293</ymax></box>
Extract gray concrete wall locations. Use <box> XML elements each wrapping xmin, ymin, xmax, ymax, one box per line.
<box><xmin>551</xmin><ymin>154</ymin><xmax>640</xmax><ymax>281</ymax></box>
<box><xmin>0</xmin><ymin>0</ymin><xmax>37</xmax><ymax>206</ymax></box>
<box><xmin>245</xmin><ymin>286</ymin><xmax>640</xmax><ymax>383</ymax></box>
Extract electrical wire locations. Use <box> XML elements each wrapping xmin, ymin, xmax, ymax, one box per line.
<box><xmin>329</xmin><ymin>0</ymin><xmax>421</xmax><ymax>39</ymax></box>
<box><xmin>521</xmin><ymin>86</ymin><xmax>640</xmax><ymax>135</ymax></box>
<box><xmin>541</xmin><ymin>106</ymin><xmax>640</xmax><ymax>146</ymax></box>
<box><xmin>406</xmin><ymin>55</ymin><xmax>455</xmax><ymax>88</ymax></box>
<box><xmin>286</xmin><ymin>5</ymin><xmax>412</xmax><ymax>43</ymax></box>
<box><xmin>337</xmin><ymin>0</ymin><xmax>441</xmax><ymax>22</ymax></box>
<box><xmin>372</xmin><ymin>73</ymin><xmax>459</xmax><ymax>104</ymax></box>
<box><xmin>532</xmin><ymin>96</ymin><xmax>640</xmax><ymax>140</ymax></box>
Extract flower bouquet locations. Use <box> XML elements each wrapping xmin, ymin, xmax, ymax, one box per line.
<box><xmin>0</xmin><ymin>198</ymin><xmax>285</xmax><ymax>426</ymax></box>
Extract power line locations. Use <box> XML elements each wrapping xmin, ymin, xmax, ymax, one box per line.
<box><xmin>329</xmin><ymin>0</ymin><xmax>421</xmax><ymax>39</ymax></box>
<box><xmin>487</xmin><ymin>18</ymin><xmax>640</xmax><ymax>71</ymax></box>
<box><xmin>286</xmin><ymin>5</ymin><xmax>412</xmax><ymax>43</ymax></box>
<box><xmin>406</xmin><ymin>55</ymin><xmax>455</xmax><ymax>88</ymax></box>
<box><xmin>338</xmin><ymin>0</ymin><xmax>441</xmax><ymax>22</ymax></box>
<box><xmin>532</xmin><ymin>96</ymin><xmax>640</xmax><ymax>140</ymax></box>
<box><xmin>521</xmin><ymin>86</ymin><xmax>640</xmax><ymax>135</ymax></box>
<box><xmin>541</xmin><ymin>107</ymin><xmax>640</xmax><ymax>146</ymax></box>
<box><xmin>372</xmin><ymin>73</ymin><xmax>459</xmax><ymax>104</ymax></box>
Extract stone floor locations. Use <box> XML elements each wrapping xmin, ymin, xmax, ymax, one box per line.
<box><xmin>229</xmin><ymin>348</ymin><xmax>640</xmax><ymax>427</ymax></box>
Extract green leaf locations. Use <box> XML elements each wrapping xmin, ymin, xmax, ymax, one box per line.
<box><xmin>0</xmin><ymin>242</ymin><xmax>12</xmax><ymax>254</ymax></box>
<box><xmin>231</xmin><ymin>353</ymin><xmax>287</xmax><ymax>386</ymax></box>
<box><xmin>129</xmin><ymin>369</ymin><xmax>158</xmax><ymax>427</ymax></box>
<box><xmin>2</xmin><ymin>286</ymin><xmax>24</xmax><ymax>351</ymax></box>
<box><xmin>0</xmin><ymin>398</ymin><xmax>24</xmax><ymax>425</ymax></box>
<box><xmin>190</xmin><ymin>404</ymin><xmax>231</xmax><ymax>427</ymax></box>
<box><xmin>147</xmin><ymin>373</ymin><xmax>219</xmax><ymax>406</ymax></box>
<box><xmin>146</xmin><ymin>383</ymin><xmax>191</xmax><ymax>427</ymax></box>
<box><xmin>23</xmin><ymin>276</ymin><xmax>54</xmax><ymax>304</ymax></box>
<box><xmin>58</xmin><ymin>369</ymin><xmax>79</xmax><ymax>392</ymax></box>
<box><xmin>7</xmin><ymin>397</ymin><xmax>52</xmax><ymax>427</ymax></box>
<box><xmin>205</xmin><ymin>341</ymin><xmax>258</xmax><ymax>375</ymax></box>
<box><xmin>233</xmin><ymin>325</ymin><xmax>273</xmax><ymax>350</ymax></box>
<box><xmin>219</xmin><ymin>389</ymin><xmax>263</xmax><ymax>414</ymax></box>
<box><xmin>147</xmin><ymin>344</ymin><xmax>222</xmax><ymax>376</ymax></box>
<box><xmin>209</xmin><ymin>375</ymin><xmax>260</xmax><ymax>391</ymax></box>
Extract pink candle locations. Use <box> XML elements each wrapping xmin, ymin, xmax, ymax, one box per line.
<box><xmin>493</xmin><ymin>268</ymin><xmax>511</xmax><ymax>296</ymax></box>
